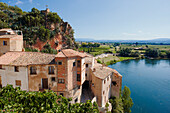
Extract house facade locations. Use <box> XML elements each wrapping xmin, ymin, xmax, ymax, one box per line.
<box><xmin>0</xmin><ymin>28</ymin><xmax>23</xmax><ymax>56</ymax></box>
<box><xmin>0</xmin><ymin>29</ymin><xmax>122</xmax><ymax>110</ymax></box>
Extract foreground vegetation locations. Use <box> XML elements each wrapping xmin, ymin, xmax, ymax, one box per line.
<box><xmin>0</xmin><ymin>85</ymin><xmax>99</xmax><ymax>113</ymax></box>
<box><xmin>108</xmin><ymin>86</ymin><xmax>133</xmax><ymax>113</ymax></box>
<box><xmin>0</xmin><ymin>85</ymin><xmax>133</xmax><ymax>113</ymax></box>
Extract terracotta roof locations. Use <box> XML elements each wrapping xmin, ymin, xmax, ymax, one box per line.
<box><xmin>92</xmin><ymin>63</ymin><xmax>121</xmax><ymax>79</ymax></box>
<box><xmin>56</xmin><ymin>49</ymin><xmax>87</xmax><ymax>58</ymax></box>
<box><xmin>0</xmin><ymin>35</ymin><xmax>18</xmax><ymax>39</ymax></box>
<box><xmin>0</xmin><ymin>52</ymin><xmax>55</xmax><ymax>66</ymax></box>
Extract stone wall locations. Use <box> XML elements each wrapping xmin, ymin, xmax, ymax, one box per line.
<box><xmin>111</xmin><ymin>72</ymin><xmax>122</xmax><ymax>98</ymax></box>
<box><xmin>0</xmin><ymin>38</ymin><xmax>10</xmax><ymax>56</ymax></box>
<box><xmin>90</xmin><ymin>68</ymin><xmax>103</xmax><ymax>107</ymax></box>
<box><xmin>28</xmin><ymin>64</ymin><xmax>57</xmax><ymax>91</ymax></box>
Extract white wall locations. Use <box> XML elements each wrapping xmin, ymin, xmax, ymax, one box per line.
<box><xmin>81</xmin><ymin>58</ymin><xmax>86</xmax><ymax>84</ymax></box>
<box><xmin>102</xmin><ymin>74</ymin><xmax>112</xmax><ymax>107</ymax></box>
<box><xmin>0</xmin><ymin>65</ymin><xmax>28</xmax><ymax>90</ymax></box>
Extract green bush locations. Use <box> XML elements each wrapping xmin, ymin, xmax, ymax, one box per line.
<box><xmin>0</xmin><ymin>85</ymin><xmax>99</xmax><ymax>113</ymax></box>
<box><xmin>97</xmin><ymin>59</ymin><xmax>102</xmax><ymax>64</ymax></box>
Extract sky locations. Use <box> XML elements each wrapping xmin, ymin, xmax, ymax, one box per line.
<box><xmin>2</xmin><ymin>0</ymin><xmax>170</xmax><ymax>40</ymax></box>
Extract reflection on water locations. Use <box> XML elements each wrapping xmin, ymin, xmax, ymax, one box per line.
<box><xmin>109</xmin><ymin>59</ymin><xmax>170</xmax><ymax>113</ymax></box>
<box><xmin>145</xmin><ymin>59</ymin><xmax>161</xmax><ymax>67</ymax></box>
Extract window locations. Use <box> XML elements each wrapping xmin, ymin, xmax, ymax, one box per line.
<box><xmin>104</xmin><ymin>80</ymin><xmax>106</xmax><ymax>84</ymax></box>
<box><xmin>103</xmin><ymin>91</ymin><xmax>105</xmax><ymax>95</ymax></box>
<box><xmin>51</xmin><ymin>77</ymin><xmax>55</xmax><ymax>82</ymax></box>
<box><xmin>48</xmin><ymin>66</ymin><xmax>54</xmax><ymax>74</ymax></box>
<box><xmin>3</xmin><ymin>41</ymin><xmax>7</xmax><ymax>46</ymax></box>
<box><xmin>59</xmin><ymin>93</ymin><xmax>64</xmax><ymax>96</ymax></box>
<box><xmin>58</xmin><ymin>79</ymin><xmax>65</xmax><ymax>84</ymax></box>
<box><xmin>86</xmin><ymin>64</ymin><xmax>88</xmax><ymax>68</ymax></box>
<box><xmin>77</xmin><ymin>74</ymin><xmax>80</xmax><ymax>81</ymax></box>
<box><xmin>73</xmin><ymin>62</ymin><xmax>76</xmax><ymax>66</ymax></box>
<box><xmin>77</xmin><ymin>60</ymin><xmax>81</xmax><ymax>67</ymax></box>
<box><xmin>16</xmin><ymin>80</ymin><xmax>21</xmax><ymax>87</ymax></box>
<box><xmin>112</xmin><ymin>81</ymin><xmax>117</xmax><ymax>86</ymax></box>
<box><xmin>107</xmin><ymin>77</ymin><xmax>109</xmax><ymax>81</ymax></box>
<box><xmin>30</xmin><ymin>66</ymin><xmax>37</xmax><ymax>74</ymax></box>
<box><xmin>0</xmin><ymin>65</ymin><xmax>2</xmax><ymax>69</ymax></box>
<box><xmin>14</xmin><ymin>66</ymin><xmax>19</xmax><ymax>72</ymax></box>
<box><xmin>75</xmin><ymin>98</ymin><xmax>78</xmax><ymax>103</ymax></box>
<box><xmin>85</xmin><ymin>73</ymin><xmax>87</xmax><ymax>76</ymax></box>
<box><xmin>58</xmin><ymin>62</ymin><xmax>62</xmax><ymax>65</ymax></box>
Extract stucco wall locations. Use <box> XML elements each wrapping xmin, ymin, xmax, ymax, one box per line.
<box><xmin>102</xmin><ymin>73</ymin><xmax>112</xmax><ymax>107</ymax></box>
<box><xmin>10</xmin><ymin>35</ymin><xmax>23</xmax><ymax>52</ymax></box>
<box><xmin>67</xmin><ymin>57</ymin><xmax>77</xmax><ymax>90</ymax></box>
<box><xmin>0</xmin><ymin>65</ymin><xmax>28</xmax><ymax>90</ymax></box>
<box><xmin>28</xmin><ymin>64</ymin><xmax>57</xmax><ymax>91</ymax></box>
<box><xmin>0</xmin><ymin>38</ymin><xmax>10</xmax><ymax>56</ymax></box>
<box><xmin>81</xmin><ymin>58</ymin><xmax>86</xmax><ymax>84</ymax></box>
<box><xmin>90</xmin><ymin>69</ymin><xmax>103</xmax><ymax>107</ymax></box>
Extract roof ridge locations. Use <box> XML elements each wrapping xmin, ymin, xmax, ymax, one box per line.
<box><xmin>61</xmin><ymin>50</ymin><xmax>67</xmax><ymax>57</ymax></box>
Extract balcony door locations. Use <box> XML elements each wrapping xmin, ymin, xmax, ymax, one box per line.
<box><xmin>42</xmin><ymin>78</ymin><xmax>48</xmax><ymax>89</ymax></box>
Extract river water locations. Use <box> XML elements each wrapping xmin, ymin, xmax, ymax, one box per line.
<box><xmin>108</xmin><ymin>59</ymin><xmax>170</xmax><ymax>113</ymax></box>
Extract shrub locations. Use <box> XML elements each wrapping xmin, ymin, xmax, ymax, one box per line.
<box><xmin>0</xmin><ymin>85</ymin><xmax>99</xmax><ymax>112</ymax></box>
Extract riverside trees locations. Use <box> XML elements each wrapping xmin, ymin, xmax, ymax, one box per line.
<box><xmin>109</xmin><ymin>86</ymin><xmax>133</xmax><ymax>113</ymax></box>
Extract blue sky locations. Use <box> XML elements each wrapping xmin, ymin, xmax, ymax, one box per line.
<box><xmin>2</xmin><ymin>0</ymin><xmax>170</xmax><ymax>40</ymax></box>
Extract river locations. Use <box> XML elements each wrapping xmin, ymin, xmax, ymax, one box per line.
<box><xmin>108</xmin><ymin>59</ymin><xmax>170</xmax><ymax>113</ymax></box>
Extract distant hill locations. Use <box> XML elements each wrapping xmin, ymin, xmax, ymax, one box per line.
<box><xmin>75</xmin><ymin>38</ymin><xmax>170</xmax><ymax>44</ymax></box>
<box><xmin>0</xmin><ymin>2</ymin><xmax>77</xmax><ymax>53</ymax></box>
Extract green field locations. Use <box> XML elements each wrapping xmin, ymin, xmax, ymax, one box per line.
<box><xmin>97</xmin><ymin>55</ymin><xmax>135</xmax><ymax>65</ymax></box>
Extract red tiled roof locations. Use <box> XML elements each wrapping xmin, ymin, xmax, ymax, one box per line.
<box><xmin>56</xmin><ymin>49</ymin><xmax>87</xmax><ymax>58</ymax></box>
<box><xmin>0</xmin><ymin>52</ymin><xmax>55</xmax><ymax>66</ymax></box>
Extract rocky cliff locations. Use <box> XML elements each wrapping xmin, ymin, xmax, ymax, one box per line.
<box><xmin>0</xmin><ymin>2</ymin><xmax>77</xmax><ymax>53</ymax></box>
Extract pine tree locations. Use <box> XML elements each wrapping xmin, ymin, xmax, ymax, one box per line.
<box><xmin>122</xmin><ymin>86</ymin><xmax>133</xmax><ymax>113</ymax></box>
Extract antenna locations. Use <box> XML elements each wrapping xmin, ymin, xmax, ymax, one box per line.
<box><xmin>46</xmin><ymin>5</ymin><xmax>48</xmax><ymax>8</ymax></box>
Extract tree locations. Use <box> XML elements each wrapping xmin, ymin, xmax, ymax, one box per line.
<box><xmin>113</xmin><ymin>43</ymin><xmax>120</xmax><ymax>47</ymax></box>
<box><xmin>145</xmin><ymin>48</ymin><xmax>160</xmax><ymax>58</ymax></box>
<box><xmin>122</xmin><ymin>86</ymin><xmax>133</xmax><ymax>113</ymax></box>
<box><xmin>166</xmin><ymin>50</ymin><xmax>170</xmax><ymax>58</ymax></box>
<box><xmin>119</xmin><ymin>48</ymin><xmax>132</xmax><ymax>57</ymax></box>
<box><xmin>47</xmin><ymin>12</ymin><xmax>61</xmax><ymax>23</ymax></box>
<box><xmin>130</xmin><ymin>51</ymin><xmax>140</xmax><ymax>57</ymax></box>
<box><xmin>109</xmin><ymin>97</ymin><xmax>124</xmax><ymax>113</ymax></box>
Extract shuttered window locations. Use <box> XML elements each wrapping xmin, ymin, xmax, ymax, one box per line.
<box><xmin>16</xmin><ymin>80</ymin><xmax>21</xmax><ymax>86</ymax></box>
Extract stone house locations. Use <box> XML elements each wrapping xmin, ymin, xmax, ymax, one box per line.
<box><xmin>0</xmin><ymin>28</ymin><xmax>122</xmax><ymax>110</ymax></box>
<box><xmin>0</xmin><ymin>28</ymin><xmax>23</xmax><ymax>56</ymax></box>
<box><xmin>0</xmin><ymin>49</ymin><xmax>122</xmax><ymax>110</ymax></box>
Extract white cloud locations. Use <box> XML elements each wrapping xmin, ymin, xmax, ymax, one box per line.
<box><xmin>122</xmin><ymin>33</ymin><xmax>137</xmax><ymax>36</ymax></box>
<box><xmin>29</xmin><ymin>0</ymin><xmax>33</xmax><ymax>3</ymax></box>
<box><xmin>15</xmin><ymin>0</ymin><xmax>23</xmax><ymax>5</ymax></box>
<box><xmin>138</xmin><ymin>30</ymin><xmax>143</xmax><ymax>33</ymax></box>
<box><xmin>8</xmin><ymin>1</ymin><xmax>11</xmax><ymax>3</ymax></box>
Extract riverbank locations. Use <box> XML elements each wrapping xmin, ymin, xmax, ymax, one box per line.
<box><xmin>96</xmin><ymin>54</ymin><xmax>137</xmax><ymax>65</ymax></box>
<box><xmin>97</xmin><ymin>54</ymin><xmax>170</xmax><ymax>66</ymax></box>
